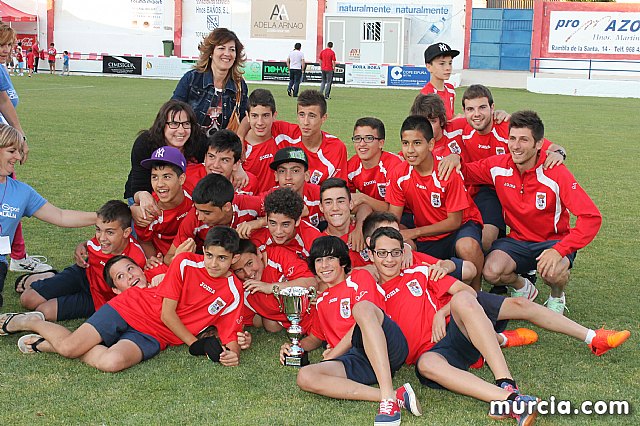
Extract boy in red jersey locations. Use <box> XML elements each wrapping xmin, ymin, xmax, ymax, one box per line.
<box><xmin>132</xmin><ymin>146</ymin><xmax>193</xmax><ymax>264</ymax></box>
<box><xmin>183</xmin><ymin>129</ymin><xmax>259</xmax><ymax>195</ymax></box>
<box><xmin>370</xmin><ymin>226</ymin><xmax>629</xmax><ymax>425</ymax></box>
<box><xmin>2</xmin><ymin>227</ymin><xmax>247</xmax><ymax>371</ymax></box>
<box><xmin>269</xmin><ymin>90</ymin><xmax>347</xmax><ymax>185</ymax></box>
<box><xmin>386</xmin><ymin>116</ymin><xmax>484</xmax><ymax>290</ymax></box>
<box><xmin>231</xmin><ymin>239</ymin><xmax>316</xmax><ymax>332</ymax></box>
<box><xmin>463</xmin><ymin>111</ymin><xmax>602</xmax><ymax>315</ymax></box>
<box><xmin>348</xmin><ymin>117</ymin><xmax>404</xmax><ymax>212</ymax></box>
<box><xmin>164</xmin><ymin>173</ymin><xmax>262</xmax><ymax>264</ymax></box>
<box><xmin>281</xmin><ymin>236</ymin><xmax>421</xmax><ymax>425</ymax></box>
<box><xmin>420</xmin><ymin>43</ymin><xmax>459</xmax><ymax>121</ymax></box>
<box><xmin>242</xmin><ymin>89</ymin><xmax>280</xmax><ymax>193</ymax></box>
<box><xmin>20</xmin><ymin>201</ymin><xmax>147</xmax><ymax>321</ymax></box>
<box><xmin>250</xmin><ymin>187</ymin><xmax>322</xmax><ymax>259</ymax></box>
<box><xmin>320</xmin><ymin>178</ymin><xmax>372</xmax><ymax>268</ymax></box>
<box><xmin>410</xmin><ymin>94</ymin><xmax>463</xmax><ymax>162</ymax></box>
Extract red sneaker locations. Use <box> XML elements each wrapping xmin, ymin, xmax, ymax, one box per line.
<box><xmin>469</xmin><ymin>356</ymin><xmax>484</xmax><ymax>369</ymax></box>
<box><xmin>502</xmin><ymin>328</ymin><xmax>538</xmax><ymax>348</ymax></box>
<box><xmin>589</xmin><ymin>329</ymin><xmax>630</xmax><ymax>356</ymax></box>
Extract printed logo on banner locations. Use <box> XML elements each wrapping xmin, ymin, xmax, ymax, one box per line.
<box><xmin>387</xmin><ymin>66</ymin><xmax>430</xmax><ymax>87</ymax></box>
<box><xmin>103</xmin><ymin>56</ymin><xmax>143</xmax><ymax>75</ymax></box>
<box><xmin>207</xmin><ymin>15</ymin><xmax>219</xmax><ymax>30</ymax></box>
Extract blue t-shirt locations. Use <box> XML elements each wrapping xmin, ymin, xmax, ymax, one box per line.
<box><xmin>0</xmin><ymin>177</ymin><xmax>47</xmax><ymax>262</ymax></box>
<box><xmin>0</xmin><ymin>64</ymin><xmax>18</xmax><ymax>125</ymax></box>
<box><xmin>63</xmin><ymin>54</ymin><xmax>69</xmax><ymax>66</ymax></box>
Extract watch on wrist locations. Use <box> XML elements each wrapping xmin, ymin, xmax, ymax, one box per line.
<box><xmin>272</xmin><ymin>284</ymin><xmax>280</xmax><ymax>295</ymax></box>
<box><xmin>554</xmin><ymin>149</ymin><xmax>566</xmax><ymax>161</ymax></box>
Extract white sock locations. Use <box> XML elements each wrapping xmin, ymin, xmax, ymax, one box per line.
<box><xmin>584</xmin><ymin>329</ymin><xmax>596</xmax><ymax>345</ymax></box>
<box><xmin>520</xmin><ymin>277</ymin><xmax>531</xmax><ymax>292</ymax></box>
<box><xmin>499</xmin><ymin>332</ymin><xmax>508</xmax><ymax>347</ymax></box>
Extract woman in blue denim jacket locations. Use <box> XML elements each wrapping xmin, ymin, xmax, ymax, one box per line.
<box><xmin>172</xmin><ymin>28</ymin><xmax>249</xmax><ymax>138</ymax></box>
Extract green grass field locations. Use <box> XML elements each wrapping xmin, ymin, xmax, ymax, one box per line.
<box><xmin>0</xmin><ymin>74</ymin><xmax>638</xmax><ymax>425</ymax></box>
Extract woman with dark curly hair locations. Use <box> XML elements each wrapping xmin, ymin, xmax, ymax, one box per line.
<box><xmin>172</xmin><ymin>28</ymin><xmax>249</xmax><ymax>138</ymax></box>
<box><xmin>123</xmin><ymin>100</ymin><xmax>206</xmax><ymax>200</ymax></box>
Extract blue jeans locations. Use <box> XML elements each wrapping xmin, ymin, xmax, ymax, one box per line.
<box><xmin>287</xmin><ymin>69</ymin><xmax>303</xmax><ymax>97</ymax></box>
<box><xmin>320</xmin><ymin>70</ymin><xmax>333</xmax><ymax>98</ymax></box>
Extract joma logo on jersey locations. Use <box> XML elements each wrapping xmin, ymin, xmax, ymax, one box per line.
<box><xmin>363</xmin><ymin>179</ymin><xmax>376</xmax><ymax>186</ymax></box>
<box><xmin>199</xmin><ymin>282</ymin><xmax>216</xmax><ymax>295</ymax></box>
<box><xmin>504</xmin><ymin>182</ymin><xmax>516</xmax><ymax>189</ymax></box>
<box><xmin>477</xmin><ymin>144</ymin><xmax>491</xmax><ymax>149</ymax></box>
<box><xmin>259</xmin><ymin>154</ymin><xmax>273</xmax><ymax>160</ymax></box>
<box><xmin>416</xmin><ymin>183</ymin><xmax>427</xmax><ymax>190</ymax></box>
<box><xmin>329</xmin><ymin>297</ymin><xmax>338</xmax><ymax>304</ymax></box>
<box><xmin>385</xmin><ymin>287</ymin><xmax>400</xmax><ymax>300</ymax></box>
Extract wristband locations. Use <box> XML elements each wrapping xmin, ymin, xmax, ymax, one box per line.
<box><xmin>554</xmin><ymin>149</ymin><xmax>566</xmax><ymax>161</ymax></box>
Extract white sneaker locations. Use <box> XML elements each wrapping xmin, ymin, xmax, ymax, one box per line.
<box><xmin>510</xmin><ymin>277</ymin><xmax>538</xmax><ymax>301</ymax></box>
<box><xmin>9</xmin><ymin>255</ymin><xmax>52</xmax><ymax>273</ymax></box>
<box><xmin>544</xmin><ymin>293</ymin><xmax>567</xmax><ymax>315</ymax></box>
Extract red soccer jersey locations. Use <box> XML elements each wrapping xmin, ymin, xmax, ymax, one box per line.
<box><xmin>347</xmin><ymin>151</ymin><xmax>404</xmax><ymax>201</ymax></box>
<box><xmin>182</xmin><ymin>163</ymin><xmax>259</xmax><ymax>196</ymax></box>
<box><xmin>420</xmin><ymin>82</ymin><xmax>456</xmax><ymax>121</ymax></box>
<box><xmin>250</xmin><ymin>219</ymin><xmax>322</xmax><ymax>259</ymax></box>
<box><xmin>381</xmin><ymin>265</ymin><xmax>456</xmax><ymax>364</ymax></box>
<box><xmin>243</xmin><ymin>137</ymin><xmax>279</xmax><ymax>193</ymax></box>
<box><xmin>243</xmin><ymin>245</ymin><xmax>315</xmax><ymax>328</ymax></box>
<box><xmin>86</xmin><ymin>236</ymin><xmax>147</xmax><ymax>311</ymax></box>
<box><xmin>312</xmin><ymin>269</ymin><xmax>386</xmax><ymax>347</ymax></box>
<box><xmin>319</xmin><ymin>48</ymin><xmax>336</xmax><ymax>71</ymax></box>
<box><xmin>109</xmin><ymin>252</ymin><xmax>244</xmax><ymax>349</ymax></box>
<box><xmin>260</xmin><ymin>183</ymin><xmax>322</xmax><ymax>228</ymax></box>
<box><xmin>173</xmin><ymin>193</ymin><xmax>263</xmax><ymax>249</ymax></box>
<box><xmin>385</xmin><ymin>160</ymin><xmax>483</xmax><ymax>241</ymax></box>
<box><xmin>461</xmin><ymin>120</ymin><xmax>510</xmax><ymax>163</ymax></box>
<box><xmin>323</xmin><ymin>224</ymin><xmax>370</xmax><ymax>268</ymax></box>
<box><xmin>134</xmin><ymin>191</ymin><xmax>193</xmax><ymax>256</ymax></box>
<box><xmin>432</xmin><ymin>129</ymin><xmax>464</xmax><ymax>162</ymax></box>
<box><xmin>47</xmin><ymin>47</ymin><xmax>56</xmax><ymax>61</ymax></box>
<box><xmin>461</xmin><ymin>151</ymin><xmax>602</xmax><ymax>257</ymax></box>
<box><xmin>271</xmin><ymin>120</ymin><xmax>348</xmax><ymax>185</ymax></box>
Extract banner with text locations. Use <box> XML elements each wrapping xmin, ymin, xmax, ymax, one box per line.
<box><xmin>103</xmin><ymin>56</ymin><xmax>143</xmax><ymax>75</ymax></box>
<box><xmin>181</xmin><ymin>0</ymin><xmax>233</xmax><ymax>57</ymax></box>
<box><xmin>262</xmin><ymin>61</ymin><xmax>289</xmax><ymax>81</ymax></box>
<box><xmin>130</xmin><ymin>0</ymin><xmax>164</xmax><ymax>30</ymax></box>
<box><xmin>242</xmin><ymin>61</ymin><xmax>264</xmax><ymax>81</ymax></box>
<box><xmin>548</xmin><ymin>11</ymin><xmax>640</xmax><ymax>56</ymax></box>
<box><xmin>387</xmin><ymin>66</ymin><xmax>429</xmax><ymax>87</ymax></box>
<box><xmin>251</xmin><ymin>0</ymin><xmax>307</xmax><ymax>39</ymax></box>
<box><xmin>143</xmin><ymin>57</ymin><xmax>196</xmax><ymax>78</ymax></box>
<box><xmin>345</xmin><ymin>64</ymin><xmax>388</xmax><ymax>86</ymax></box>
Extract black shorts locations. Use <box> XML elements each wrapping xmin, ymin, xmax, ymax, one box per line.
<box><xmin>416</xmin><ymin>221</ymin><xmax>482</xmax><ymax>261</ymax></box>
<box><xmin>329</xmin><ymin>315</ymin><xmax>408</xmax><ymax>385</ymax></box>
<box><xmin>86</xmin><ymin>304</ymin><xmax>161</xmax><ymax>361</ymax></box>
<box><xmin>416</xmin><ymin>292</ymin><xmax>508</xmax><ymax>389</ymax></box>
<box><xmin>30</xmin><ymin>264</ymin><xmax>95</xmax><ymax>321</ymax></box>
<box><xmin>473</xmin><ymin>186</ymin><xmax>506</xmax><ymax>231</ymax></box>
<box><xmin>48</xmin><ymin>60</ymin><xmax>55</xmax><ymax>64</ymax></box>
<box><xmin>490</xmin><ymin>237</ymin><xmax>577</xmax><ymax>275</ymax></box>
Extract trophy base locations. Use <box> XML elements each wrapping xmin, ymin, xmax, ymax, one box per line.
<box><xmin>284</xmin><ymin>352</ymin><xmax>309</xmax><ymax>367</ymax></box>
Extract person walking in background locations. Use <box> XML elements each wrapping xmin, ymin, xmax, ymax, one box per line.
<box><xmin>32</xmin><ymin>40</ymin><xmax>39</xmax><ymax>73</ymax></box>
<box><xmin>319</xmin><ymin>42</ymin><xmax>336</xmax><ymax>100</ymax></box>
<box><xmin>61</xmin><ymin>51</ymin><xmax>70</xmax><ymax>76</ymax></box>
<box><xmin>26</xmin><ymin>48</ymin><xmax>34</xmax><ymax>77</ymax></box>
<box><xmin>286</xmin><ymin>43</ymin><xmax>305</xmax><ymax>98</ymax></box>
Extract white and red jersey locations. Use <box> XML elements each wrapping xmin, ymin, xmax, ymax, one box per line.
<box><xmin>347</xmin><ymin>151</ymin><xmax>404</xmax><ymax>201</ymax></box>
<box><xmin>381</xmin><ymin>265</ymin><xmax>456</xmax><ymax>364</ymax></box>
<box><xmin>259</xmin><ymin>183</ymin><xmax>323</xmax><ymax>228</ymax></box>
<box><xmin>462</xmin><ymin>151</ymin><xmax>602</xmax><ymax>257</ymax></box>
<box><xmin>243</xmin><ymin>245</ymin><xmax>315</xmax><ymax>328</ymax></box>
<box><xmin>182</xmin><ymin>163</ymin><xmax>259</xmax><ymax>196</ymax></box>
<box><xmin>243</xmin><ymin>137</ymin><xmax>279</xmax><ymax>194</ymax></box>
<box><xmin>385</xmin><ymin>160</ymin><xmax>483</xmax><ymax>241</ymax></box>
<box><xmin>324</xmin><ymin>224</ymin><xmax>371</xmax><ymax>268</ymax></box>
<box><xmin>86</xmin><ymin>236</ymin><xmax>147</xmax><ymax>311</ymax></box>
<box><xmin>432</xmin><ymin>130</ymin><xmax>464</xmax><ymax>162</ymax></box>
<box><xmin>250</xmin><ymin>219</ymin><xmax>322</xmax><ymax>259</ymax></box>
<box><xmin>134</xmin><ymin>191</ymin><xmax>193</xmax><ymax>256</ymax></box>
<box><xmin>461</xmin><ymin>120</ymin><xmax>510</xmax><ymax>164</ymax></box>
<box><xmin>420</xmin><ymin>82</ymin><xmax>456</xmax><ymax>121</ymax></box>
<box><xmin>47</xmin><ymin>47</ymin><xmax>57</xmax><ymax>61</ymax></box>
<box><xmin>271</xmin><ymin>120</ymin><xmax>348</xmax><ymax>185</ymax></box>
<box><xmin>109</xmin><ymin>252</ymin><xmax>244</xmax><ymax>349</ymax></box>
<box><xmin>312</xmin><ymin>269</ymin><xmax>386</xmax><ymax>347</ymax></box>
<box><xmin>173</xmin><ymin>194</ymin><xmax>263</xmax><ymax>249</ymax></box>
<box><xmin>411</xmin><ymin>250</ymin><xmax>441</xmax><ymax>267</ymax></box>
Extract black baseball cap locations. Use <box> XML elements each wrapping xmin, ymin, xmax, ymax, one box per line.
<box><xmin>270</xmin><ymin>147</ymin><xmax>308</xmax><ymax>170</ymax></box>
<box><xmin>424</xmin><ymin>43</ymin><xmax>460</xmax><ymax>64</ymax></box>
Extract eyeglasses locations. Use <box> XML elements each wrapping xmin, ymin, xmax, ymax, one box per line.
<box><xmin>371</xmin><ymin>249</ymin><xmax>403</xmax><ymax>258</ymax></box>
<box><xmin>166</xmin><ymin>121</ymin><xmax>192</xmax><ymax>129</ymax></box>
<box><xmin>351</xmin><ymin>135</ymin><xmax>381</xmax><ymax>144</ymax></box>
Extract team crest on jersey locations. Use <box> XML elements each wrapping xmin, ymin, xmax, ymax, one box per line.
<box><xmin>431</xmin><ymin>192</ymin><xmax>441</xmax><ymax>208</ymax></box>
<box><xmin>360</xmin><ymin>248</ymin><xmax>370</xmax><ymax>262</ymax></box>
<box><xmin>406</xmin><ymin>279</ymin><xmax>423</xmax><ymax>297</ymax></box>
<box><xmin>208</xmin><ymin>297</ymin><xmax>226</xmax><ymax>315</ymax></box>
<box><xmin>448</xmin><ymin>141</ymin><xmax>461</xmax><ymax>154</ymax></box>
<box><xmin>496</xmin><ymin>147</ymin><xmax>506</xmax><ymax>155</ymax></box>
<box><xmin>536</xmin><ymin>192</ymin><xmax>547</xmax><ymax>210</ymax></box>
<box><xmin>340</xmin><ymin>298</ymin><xmax>351</xmax><ymax>318</ymax></box>
<box><xmin>377</xmin><ymin>183</ymin><xmax>387</xmax><ymax>198</ymax></box>
<box><xmin>310</xmin><ymin>170</ymin><xmax>324</xmax><ymax>185</ymax></box>
<box><xmin>309</xmin><ymin>213</ymin><xmax>319</xmax><ymax>227</ymax></box>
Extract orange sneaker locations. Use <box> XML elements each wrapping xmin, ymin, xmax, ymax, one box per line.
<box><xmin>589</xmin><ymin>329</ymin><xmax>630</xmax><ymax>356</ymax></box>
<box><xmin>502</xmin><ymin>328</ymin><xmax>539</xmax><ymax>348</ymax></box>
<box><xmin>469</xmin><ymin>356</ymin><xmax>484</xmax><ymax>369</ymax></box>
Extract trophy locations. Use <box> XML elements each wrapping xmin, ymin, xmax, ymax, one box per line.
<box><xmin>274</xmin><ymin>286</ymin><xmax>316</xmax><ymax>367</ymax></box>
